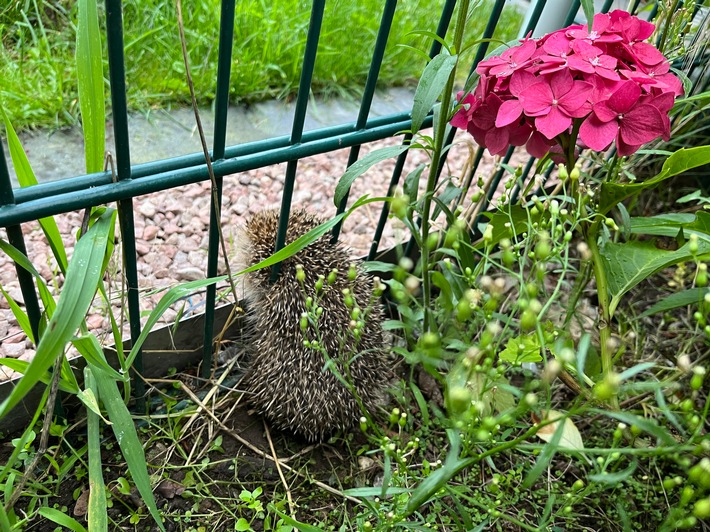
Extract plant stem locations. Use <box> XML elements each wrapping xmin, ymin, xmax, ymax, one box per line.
<box><xmin>585</xmin><ymin>218</ymin><xmax>613</xmax><ymax>378</ymax></box>
<box><xmin>420</xmin><ymin>0</ymin><xmax>469</xmax><ymax>332</ymax></box>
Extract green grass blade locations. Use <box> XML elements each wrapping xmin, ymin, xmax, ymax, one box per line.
<box><xmin>0</xmin><ymin>209</ymin><xmax>116</xmax><ymax>420</ymax></box>
<box><xmin>0</xmin><ymin>105</ymin><xmax>68</xmax><ymax>274</ymax></box>
<box><xmin>0</xmin><ymin>285</ymin><xmax>34</xmax><ymax>343</ymax></box>
<box><xmin>638</xmin><ymin>287</ymin><xmax>710</xmax><ymax>319</ymax></box>
<box><xmin>522</xmin><ymin>417</ymin><xmax>565</xmax><ymax>489</ymax></box>
<box><xmin>334</xmin><ymin>147</ymin><xmax>409</xmax><ymax>206</ymax></box>
<box><xmin>0</xmin><ymin>504</ymin><xmax>10</xmax><ymax>531</ymax></box>
<box><xmin>237</xmin><ymin>195</ymin><xmax>389</xmax><ymax>278</ymax></box>
<box><xmin>90</xmin><ymin>363</ymin><xmax>165</xmax><ymax>531</ymax></box>
<box><xmin>404</xmin><ymin>429</ymin><xmax>468</xmax><ymax>517</ymax></box>
<box><xmin>0</xmin><ymin>358</ymin><xmax>79</xmax><ymax>394</ymax></box>
<box><xmin>123</xmin><ymin>277</ymin><xmax>227</xmax><ymax>370</ymax></box>
<box><xmin>73</xmin><ymin>334</ymin><xmax>126</xmax><ymax>382</ymax></box>
<box><xmin>581</xmin><ymin>0</ymin><xmax>595</xmax><ymax>33</ymax></box>
<box><xmin>0</xmin><ymin>387</ymin><xmax>48</xmax><ymax>487</ymax></box>
<box><xmin>84</xmin><ymin>367</ymin><xmax>108</xmax><ymax>532</ymax></box>
<box><xmin>38</xmin><ymin>508</ymin><xmax>88</xmax><ymax>532</ymax></box>
<box><xmin>0</xmin><ymin>237</ymin><xmax>57</xmax><ymax>317</ymax></box>
<box><xmin>76</xmin><ymin>0</ymin><xmax>105</xmax><ymax>174</ymax></box>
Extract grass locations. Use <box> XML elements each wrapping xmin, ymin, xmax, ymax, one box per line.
<box><xmin>0</xmin><ymin>0</ymin><xmax>523</xmax><ymax>131</ymax></box>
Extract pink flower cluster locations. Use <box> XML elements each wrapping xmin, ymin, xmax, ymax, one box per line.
<box><xmin>451</xmin><ymin>10</ymin><xmax>683</xmax><ymax>159</ymax></box>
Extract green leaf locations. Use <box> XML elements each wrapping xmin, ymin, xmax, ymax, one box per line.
<box><xmin>0</xmin><ymin>109</ymin><xmax>68</xmax><ymax>274</ymax></box>
<box><xmin>77</xmin><ymin>387</ymin><xmax>111</xmax><ymax>425</ymax></box>
<box><xmin>0</xmin><ymin>238</ymin><xmax>57</xmax><ymax>317</ymax></box>
<box><xmin>0</xmin><ymin>358</ymin><xmax>79</xmax><ymax>394</ymax></box>
<box><xmin>581</xmin><ymin>0</ymin><xmax>595</xmax><ymax>33</ymax></box>
<box><xmin>629</xmin><ymin>211</ymin><xmax>710</xmax><ymax>244</ymax></box>
<box><xmin>0</xmin><ymin>209</ymin><xmax>116</xmax><ymax>420</ymax></box>
<box><xmin>334</xmin><ymin>146</ymin><xmax>409</xmax><ymax>206</ymax></box>
<box><xmin>72</xmin><ymin>334</ymin><xmax>126</xmax><ymax>382</ymax></box>
<box><xmin>403</xmin><ymin>163</ymin><xmax>426</xmax><ymax>204</ymax></box>
<box><xmin>601</xmin><ymin>239</ymin><xmax>710</xmax><ymax>316</ymax></box>
<box><xmin>235</xmin><ymin>518</ymin><xmax>251</xmax><ymax>531</ymax></box>
<box><xmin>499</xmin><ymin>336</ymin><xmax>543</xmax><ymax>364</ymax></box>
<box><xmin>478</xmin><ymin>205</ymin><xmax>540</xmax><ymax>249</ymax></box>
<box><xmin>588</xmin><ymin>461</ymin><xmax>638</xmax><ymax>485</ymax></box>
<box><xmin>0</xmin><ymin>285</ymin><xmax>33</xmax><ymax>343</ymax></box>
<box><xmin>342</xmin><ymin>487</ymin><xmax>409</xmax><ymax>497</ymax></box>
<box><xmin>411</xmin><ymin>52</ymin><xmax>458</xmax><ymax>134</ymax></box>
<box><xmin>404</xmin><ymin>429</ymin><xmax>471</xmax><ymax>517</ymax></box>
<box><xmin>591</xmin><ymin>409</ymin><xmax>676</xmax><ymax>446</ymax></box>
<box><xmin>269</xmin><ymin>506</ymin><xmax>325</xmax><ymax>532</ymax></box>
<box><xmin>239</xmin><ymin>195</ymin><xmax>387</xmax><ymax>277</ymax></box>
<box><xmin>38</xmin><ymin>508</ymin><xmax>88</xmax><ymax>532</ymax></box>
<box><xmin>123</xmin><ymin>277</ymin><xmax>227</xmax><ymax>370</ymax></box>
<box><xmin>76</xmin><ymin>0</ymin><xmax>105</xmax><ymax>174</ymax></box>
<box><xmin>638</xmin><ymin>287</ymin><xmax>710</xmax><ymax>319</ymax></box>
<box><xmin>523</xmin><ymin>415</ymin><xmax>566</xmax><ymax>489</ymax></box>
<box><xmin>599</xmin><ymin>146</ymin><xmax>710</xmax><ymax>213</ymax></box>
<box><xmin>84</xmin><ymin>368</ymin><xmax>108</xmax><ymax>532</ymax></box>
<box><xmin>90</xmin><ymin>363</ymin><xmax>165</xmax><ymax>531</ymax></box>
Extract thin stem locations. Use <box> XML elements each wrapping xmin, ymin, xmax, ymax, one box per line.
<box><xmin>421</xmin><ymin>0</ymin><xmax>470</xmax><ymax>332</ymax></box>
<box><xmin>585</xmin><ymin>218</ymin><xmax>613</xmax><ymax>377</ymax></box>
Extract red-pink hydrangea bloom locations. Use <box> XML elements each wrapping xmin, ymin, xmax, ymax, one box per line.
<box><xmin>450</xmin><ymin>10</ymin><xmax>682</xmax><ymax>160</ymax></box>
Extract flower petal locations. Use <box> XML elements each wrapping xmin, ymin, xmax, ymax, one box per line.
<box><xmin>495</xmin><ymin>99</ymin><xmax>523</xmax><ymax>127</ymax></box>
<box><xmin>619</xmin><ymin>104</ymin><xmax>665</xmax><ymax>146</ymax></box>
<box><xmin>579</xmin><ymin>113</ymin><xmax>618</xmax><ymax>151</ymax></box>
<box><xmin>485</xmin><ymin>127</ymin><xmax>510</xmax><ymax>156</ymax></box>
<box><xmin>607</xmin><ymin>80</ymin><xmax>641</xmax><ymax>114</ymax></box>
<box><xmin>536</xmin><ymin>106</ymin><xmax>571</xmax><ymax>139</ymax></box>
<box><xmin>520</xmin><ymin>81</ymin><xmax>553</xmax><ymax>116</ymax></box>
<box><xmin>558</xmin><ymin>81</ymin><xmax>593</xmax><ymax>114</ymax></box>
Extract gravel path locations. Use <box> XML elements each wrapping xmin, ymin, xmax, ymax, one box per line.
<box><xmin>0</xmin><ymin>128</ymin><xmax>525</xmax><ymax>381</ymax></box>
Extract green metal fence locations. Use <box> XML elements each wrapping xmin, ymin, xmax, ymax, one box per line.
<box><xmin>0</xmin><ymin>0</ymin><xmax>706</xmax><ymax>395</ymax></box>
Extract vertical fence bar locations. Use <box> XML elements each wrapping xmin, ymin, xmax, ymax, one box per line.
<box><xmin>368</xmin><ymin>0</ymin><xmax>457</xmax><ymax>259</ymax></box>
<box><xmin>202</xmin><ymin>0</ymin><xmax>236</xmax><ymax>378</ymax></box>
<box><xmin>331</xmin><ymin>0</ymin><xmax>398</xmax><ymax>242</ymax></box>
<box><xmin>105</xmin><ymin>0</ymin><xmax>144</xmax><ymax>405</ymax></box>
<box><xmin>402</xmin><ymin>0</ymin><xmax>505</xmax><ymax>257</ymax></box>
<box><xmin>563</xmin><ymin>0</ymin><xmax>581</xmax><ymax>27</ymax></box>
<box><xmin>271</xmin><ymin>0</ymin><xmax>326</xmax><ymax>282</ymax></box>
<box><xmin>0</xmin><ymin>143</ymin><xmax>42</xmax><ymax>343</ymax></box>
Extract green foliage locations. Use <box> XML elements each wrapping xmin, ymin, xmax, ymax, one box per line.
<box><xmin>0</xmin><ymin>0</ymin><xmax>523</xmax><ymax>131</ymax></box>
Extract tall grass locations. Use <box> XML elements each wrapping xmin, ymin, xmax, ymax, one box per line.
<box><xmin>0</xmin><ymin>0</ymin><xmax>522</xmax><ymax>131</ymax></box>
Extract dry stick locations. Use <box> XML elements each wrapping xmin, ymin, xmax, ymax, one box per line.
<box><xmin>148</xmin><ymin>377</ymin><xmax>361</xmax><ymax>505</ymax></box>
<box><xmin>263</xmin><ymin>421</ymin><xmax>296</xmax><ymax>518</ymax></box>
<box><xmin>175</xmin><ymin>0</ymin><xmax>241</xmax><ymax>367</ymax></box>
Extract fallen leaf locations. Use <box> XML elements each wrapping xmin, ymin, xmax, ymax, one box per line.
<box><xmin>73</xmin><ymin>489</ymin><xmax>89</xmax><ymax>516</ymax></box>
<box><xmin>156</xmin><ymin>479</ymin><xmax>185</xmax><ymax>499</ymax></box>
<box><xmin>535</xmin><ymin>409</ymin><xmax>584</xmax><ymax>450</ymax></box>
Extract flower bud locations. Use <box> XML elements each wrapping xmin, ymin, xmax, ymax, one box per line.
<box><xmin>327</xmin><ymin>268</ymin><xmax>338</xmax><ymax>285</ymax></box>
<box><xmin>557</xmin><ymin>164</ymin><xmax>568</xmax><ymax>181</ymax></box>
<box><xmin>483</xmin><ymin>224</ymin><xmax>494</xmax><ymax>243</ymax></box>
<box><xmin>696</xmin><ymin>263</ymin><xmax>707</xmax><ymax>287</ymax></box>
<box><xmin>689</xmin><ymin>234</ymin><xmax>699</xmax><ymax>255</ymax></box>
<box><xmin>296</xmin><ymin>264</ymin><xmax>305</xmax><ymax>283</ymax></box>
<box><xmin>391</xmin><ymin>194</ymin><xmax>410</xmax><ymax>219</ymax></box>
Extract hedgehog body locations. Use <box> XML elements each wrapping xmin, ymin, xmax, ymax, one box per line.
<box><xmin>235</xmin><ymin>209</ymin><xmax>389</xmax><ymax>441</ymax></box>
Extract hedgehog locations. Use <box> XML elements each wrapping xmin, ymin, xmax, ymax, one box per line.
<box><xmin>234</xmin><ymin>208</ymin><xmax>390</xmax><ymax>441</ymax></box>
